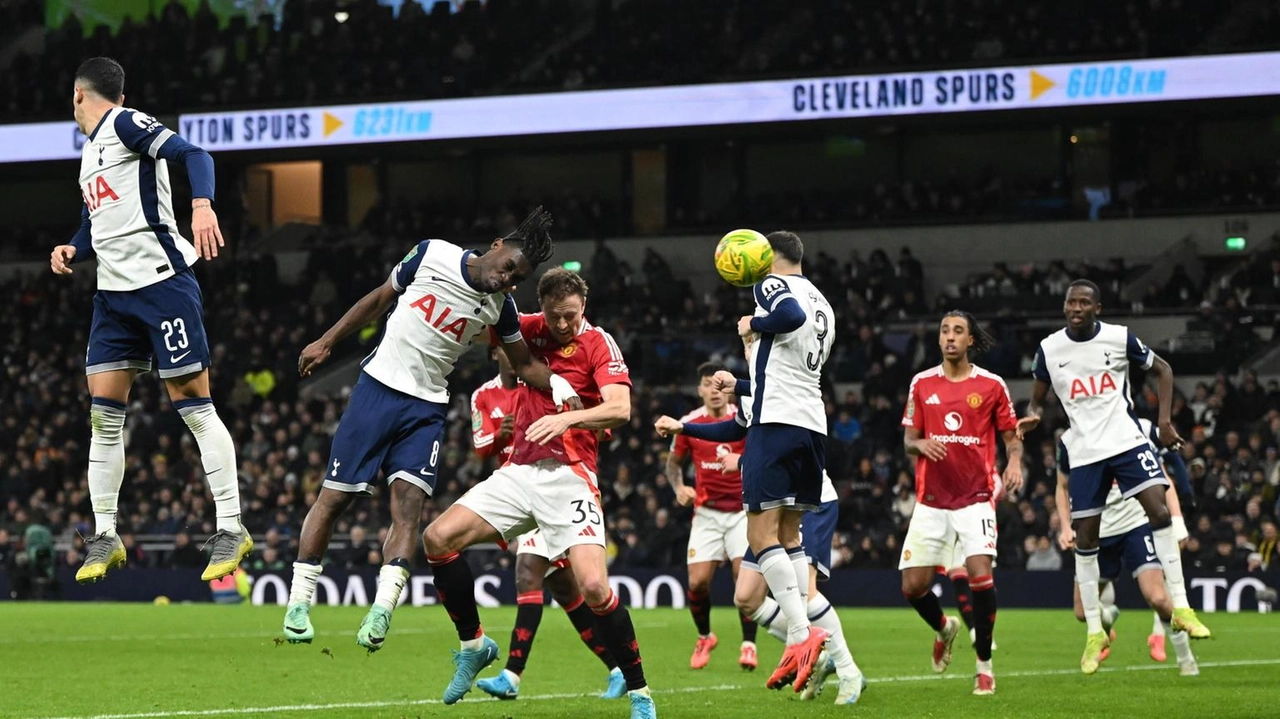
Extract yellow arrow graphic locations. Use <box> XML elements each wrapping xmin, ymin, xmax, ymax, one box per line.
<box><xmin>1030</xmin><ymin>70</ymin><xmax>1056</xmax><ymax>100</ymax></box>
<box><xmin>323</xmin><ymin>112</ymin><xmax>343</xmax><ymax>137</ymax></box>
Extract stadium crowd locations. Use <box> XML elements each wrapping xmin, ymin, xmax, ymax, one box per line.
<box><xmin>2</xmin><ymin>0</ymin><xmax>1255</xmax><ymax>122</ymax></box>
<box><xmin>3</xmin><ymin>236</ymin><xmax>1279</xmax><ymax>588</ymax></box>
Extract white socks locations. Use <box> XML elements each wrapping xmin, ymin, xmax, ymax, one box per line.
<box><xmin>88</xmin><ymin>400</ymin><xmax>127</xmax><ymax>537</ymax></box>
<box><xmin>1167</xmin><ymin>621</ymin><xmax>1194</xmax><ymax>663</ymax></box>
<box><xmin>750</xmin><ymin>597</ymin><xmax>791</xmax><ymax>643</ymax></box>
<box><xmin>374</xmin><ymin>563</ymin><xmax>410</xmax><ymax>612</ymax></box>
<box><xmin>808</xmin><ymin>593</ymin><xmax>861</xmax><ymax>679</ymax></box>
<box><xmin>177</xmin><ymin>399</ymin><xmax>242</xmax><ymax>533</ymax></box>
<box><xmin>1075</xmin><ymin>548</ymin><xmax>1104</xmax><ymax>634</ymax></box>
<box><xmin>758</xmin><ymin>546</ymin><xmax>810</xmax><ymax>644</ymax></box>
<box><xmin>1151</xmin><ymin>525</ymin><xmax>1190</xmax><ymax>609</ymax></box>
<box><xmin>289</xmin><ymin>561</ymin><xmax>323</xmax><ymax>605</ymax></box>
<box><xmin>1152</xmin><ymin>612</ymin><xmax>1166</xmax><ymax>637</ymax></box>
<box><xmin>789</xmin><ymin>546</ymin><xmax>810</xmax><ymax>604</ymax></box>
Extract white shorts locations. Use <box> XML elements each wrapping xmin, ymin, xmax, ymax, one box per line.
<box><xmin>899</xmin><ymin>502</ymin><xmax>997</xmax><ymax>570</ymax></box>
<box><xmin>687</xmin><ymin>506</ymin><xmax>748</xmax><ymax>565</ymax></box>
<box><xmin>514</xmin><ymin>529</ymin><xmax>570</xmax><ymax>574</ymax></box>
<box><xmin>456</xmin><ymin>460</ymin><xmax>605</xmax><ymax>559</ymax></box>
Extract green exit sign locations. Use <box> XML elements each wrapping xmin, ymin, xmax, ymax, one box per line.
<box><xmin>1225</xmin><ymin>237</ymin><xmax>1247</xmax><ymax>251</ymax></box>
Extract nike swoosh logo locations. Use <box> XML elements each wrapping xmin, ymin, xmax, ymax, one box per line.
<box><xmin>170</xmin><ymin>350</ymin><xmax>192</xmax><ymax>363</ymax></box>
<box><xmin>419</xmin><ymin>469</ymin><xmax>434</xmax><ymax>476</ymax></box>
<box><xmin>1058</xmin><ymin>362</ymin><xmax>1070</xmax><ymax>367</ymax></box>
<box><xmin>285</xmin><ymin>626</ymin><xmax>307</xmax><ymax>634</ymax></box>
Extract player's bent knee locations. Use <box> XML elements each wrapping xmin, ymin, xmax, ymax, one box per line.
<box><xmin>577</xmin><ymin>576</ymin><xmax>612</xmax><ymax>606</ymax></box>
<box><xmin>734</xmin><ymin>588</ymin><xmax>761</xmax><ymax>615</ymax></box>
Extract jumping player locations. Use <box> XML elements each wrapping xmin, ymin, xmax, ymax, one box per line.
<box><xmin>709</xmin><ymin>230</ymin><xmax>835</xmax><ymax>692</ymax></box>
<box><xmin>471</xmin><ymin>348</ymin><xmax>626</xmax><ymax>700</ymax></box>
<box><xmin>655</xmin><ymin>407</ymin><xmax>866</xmax><ymax>705</ymax></box>
<box><xmin>900</xmin><ymin>311</ymin><xmax>1023</xmax><ymax>696</ymax></box>
<box><xmin>1018</xmin><ymin>279</ymin><xmax>1210</xmax><ymax>674</ymax></box>
<box><xmin>422</xmin><ymin>269</ymin><xmax>655</xmax><ymax>719</ymax></box>
<box><xmin>52</xmin><ymin>57</ymin><xmax>249</xmax><ymax>584</ymax></box>
<box><xmin>281</xmin><ymin>209</ymin><xmax>579</xmax><ymax>651</ymax></box>
<box><xmin>1055</xmin><ymin>429</ymin><xmax>1199</xmax><ymax>677</ymax></box>
<box><xmin>663</xmin><ymin>362</ymin><xmax>756</xmax><ymax>671</ymax></box>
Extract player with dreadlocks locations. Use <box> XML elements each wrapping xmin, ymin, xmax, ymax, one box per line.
<box><xmin>282</xmin><ymin>207</ymin><xmax>580</xmax><ymax>651</ymax></box>
<box><xmin>899</xmin><ymin>310</ymin><xmax>1023</xmax><ymax>696</ymax></box>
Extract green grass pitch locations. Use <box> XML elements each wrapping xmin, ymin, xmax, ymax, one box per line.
<box><xmin>2</xmin><ymin>604</ymin><xmax>1276</xmax><ymax>719</ymax></box>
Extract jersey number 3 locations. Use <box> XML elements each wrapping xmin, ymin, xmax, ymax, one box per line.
<box><xmin>806</xmin><ymin>310</ymin><xmax>829</xmax><ymax>371</ymax></box>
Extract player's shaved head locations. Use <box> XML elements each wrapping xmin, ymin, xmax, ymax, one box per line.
<box><xmin>766</xmin><ymin>231</ymin><xmax>804</xmax><ymax>264</ymax></box>
<box><xmin>75</xmin><ymin>57</ymin><xmax>125</xmax><ymax>102</ymax></box>
<box><xmin>1066</xmin><ymin>279</ymin><xmax>1101</xmax><ymax>302</ymax></box>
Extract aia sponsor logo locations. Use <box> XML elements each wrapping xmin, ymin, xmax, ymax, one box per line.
<box><xmin>1068</xmin><ymin>372</ymin><xmax>1118</xmax><ymax>400</ymax></box>
<box><xmin>82</xmin><ymin>176</ymin><xmax>119</xmax><ymax>211</ymax></box>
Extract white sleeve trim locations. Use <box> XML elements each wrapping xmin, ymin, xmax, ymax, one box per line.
<box><xmin>146</xmin><ymin>128</ymin><xmax>175</xmax><ymax>159</ymax></box>
<box><xmin>500</xmin><ymin>329</ymin><xmax>522</xmax><ymax>344</ymax></box>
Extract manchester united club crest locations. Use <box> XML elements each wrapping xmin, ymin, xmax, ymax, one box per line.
<box><xmin>967</xmin><ymin>392</ymin><xmax>983</xmax><ymax>409</ymax></box>
<box><xmin>561</xmin><ymin>343</ymin><xmax>577</xmax><ymax>357</ymax></box>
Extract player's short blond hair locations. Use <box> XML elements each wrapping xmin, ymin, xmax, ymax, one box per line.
<box><xmin>537</xmin><ymin>268</ymin><xmax>589</xmax><ymax>302</ymax></box>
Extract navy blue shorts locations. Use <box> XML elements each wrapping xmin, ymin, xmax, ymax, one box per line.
<box><xmin>1098</xmin><ymin>525</ymin><xmax>1161</xmax><ymax>580</ymax></box>
<box><xmin>741</xmin><ymin>424</ymin><xmax>825</xmax><ymax>512</ymax></box>
<box><xmin>87</xmin><ymin>270</ymin><xmax>210</xmax><ymax>379</ymax></box>
<box><xmin>323</xmin><ymin>373</ymin><xmax>447</xmax><ymax>496</ymax></box>
<box><xmin>1068</xmin><ymin>443</ymin><xmax>1168</xmax><ymax>519</ymax></box>
<box><xmin>742</xmin><ymin>499</ymin><xmax>839</xmax><ymax>582</ymax></box>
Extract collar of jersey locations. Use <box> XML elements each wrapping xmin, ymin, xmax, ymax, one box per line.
<box><xmin>1065</xmin><ymin>320</ymin><xmax>1102</xmax><ymax>343</ymax></box>
<box><xmin>87</xmin><ymin>108</ymin><xmax>114</xmax><ymax>142</ymax></box>
<box><xmin>459</xmin><ymin>250</ymin><xmax>486</xmax><ymax>293</ymax></box>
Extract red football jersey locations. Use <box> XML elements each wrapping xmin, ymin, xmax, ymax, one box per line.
<box><xmin>671</xmin><ymin>406</ymin><xmax>745</xmax><ymax>513</ymax></box>
<box><xmin>509</xmin><ymin>315</ymin><xmax>631</xmax><ymax>475</ymax></box>
<box><xmin>471</xmin><ymin>376</ymin><xmax>521</xmax><ymax>460</ymax></box>
<box><xmin>901</xmin><ymin>365</ymin><xmax>1017</xmax><ymax>510</ymax></box>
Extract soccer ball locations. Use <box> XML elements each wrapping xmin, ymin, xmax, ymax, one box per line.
<box><xmin>714</xmin><ymin>229</ymin><xmax>773</xmax><ymax>287</ymax></box>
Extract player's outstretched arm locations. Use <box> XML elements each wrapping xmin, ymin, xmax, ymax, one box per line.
<box><xmin>298</xmin><ymin>280</ymin><xmax>398</xmax><ymax>376</ymax></box>
<box><xmin>1000</xmin><ymin>429</ymin><xmax>1024</xmax><ymax>495</ymax></box>
<box><xmin>904</xmin><ymin>426</ymin><xmax>947</xmax><ymax>462</ymax></box>
<box><xmin>500</xmin><ymin>338</ymin><xmax>582</xmax><ymax>411</ymax></box>
<box><xmin>1016</xmin><ymin>379</ymin><xmax>1049</xmax><ymax>440</ymax></box>
<box><xmin>659</xmin><ymin>431</ymin><xmax>696</xmax><ymax>507</ymax></box>
<box><xmin>525</xmin><ymin>384</ymin><xmax>630</xmax><ymax>445</ymax></box>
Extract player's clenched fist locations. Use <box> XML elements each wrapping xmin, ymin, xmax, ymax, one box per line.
<box><xmin>710</xmin><ymin>370</ymin><xmax>738</xmax><ymax>394</ymax></box>
<box><xmin>654</xmin><ymin>415</ymin><xmax>683</xmax><ymax>437</ymax></box>
<box><xmin>50</xmin><ymin>245</ymin><xmax>77</xmax><ymax>275</ymax></box>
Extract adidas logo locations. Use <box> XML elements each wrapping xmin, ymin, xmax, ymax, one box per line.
<box><xmin>577</xmin><ymin>525</ymin><xmax>598</xmax><ymax>537</ymax></box>
<box><xmin>491</xmin><ymin>407</ymin><xmax>505</xmax><ymax>419</ymax></box>
<box><xmin>925</xmin><ymin>394</ymin><xmax>942</xmax><ymax>405</ymax></box>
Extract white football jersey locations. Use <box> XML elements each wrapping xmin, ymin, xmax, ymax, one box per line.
<box><xmin>362</xmin><ymin>240</ymin><xmax>520</xmax><ymax>403</ymax></box>
<box><xmin>1034</xmin><ymin>321</ymin><xmax>1152</xmax><ymax>466</ymax></box>
<box><xmin>1059</xmin><ymin>428</ymin><xmax>1148</xmax><ymax>539</ymax></box>
<box><xmin>742</xmin><ymin>274</ymin><xmax>834</xmax><ymax>435</ymax></box>
<box><xmin>79</xmin><ymin>107</ymin><xmax>199</xmax><ymax>291</ymax></box>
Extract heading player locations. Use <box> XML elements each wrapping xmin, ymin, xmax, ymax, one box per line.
<box><xmin>661</xmin><ymin>362</ymin><xmax>756</xmax><ymax>671</ymax></box>
<box><xmin>656</xmin><ymin>398</ymin><xmax>868</xmax><ymax>705</ymax></box>
<box><xmin>1018</xmin><ymin>280</ymin><xmax>1210</xmax><ymax>674</ymax></box>
<box><xmin>1055</xmin><ymin>430</ymin><xmax>1199</xmax><ymax>677</ymax></box>
<box><xmin>709</xmin><ymin>230</ymin><xmax>835</xmax><ymax>691</ymax></box>
<box><xmin>900</xmin><ymin>311</ymin><xmax>1023</xmax><ymax>696</ymax></box>
<box><xmin>472</xmin><ymin>349</ymin><xmax>626</xmax><ymax>701</ymax></box>
<box><xmin>51</xmin><ymin>57</ymin><xmax>249</xmax><ymax>584</ymax></box>
<box><xmin>422</xmin><ymin>270</ymin><xmax>655</xmax><ymax>719</ymax></box>
<box><xmin>280</xmin><ymin>209</ymin><xmax>579</xmax><ymax>651</ymax></box>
